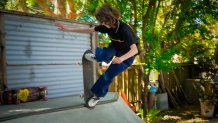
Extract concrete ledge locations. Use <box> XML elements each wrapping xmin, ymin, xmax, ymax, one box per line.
<box><xmin>0</xmin><ymin>92</ymin><xmax>145</xmax><ymax>123</ymax></box>
<box><xmin>0</xmin><ymin>92</ymin><xmax>118</xmax><ymax>122</ymax></box>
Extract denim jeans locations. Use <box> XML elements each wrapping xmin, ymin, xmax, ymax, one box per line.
<box><xmin>91</xmin><ymin>47</ymin><xmax>135</xmax><ymax>97</ymax></box>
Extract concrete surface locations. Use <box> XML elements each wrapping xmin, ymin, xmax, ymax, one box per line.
<box><xmin>0</xmin><ymin>92</ymin><xmax>145</xmax><ymax>123</ymax></box>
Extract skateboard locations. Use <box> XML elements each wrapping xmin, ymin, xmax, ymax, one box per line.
<box><xmin>82</xmin><ymin>50</ymin><xmax>94</xmax><ymax>104</ymax></box>
<box><xmin>0</xmin><ymin>86</ymin><xmax>48</xmax><ymax>105</ymax></box>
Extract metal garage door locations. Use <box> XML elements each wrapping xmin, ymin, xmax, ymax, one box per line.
<box><xmin>3</xmin><ymin>13</ymin><xmax>92</xmax><ymax>98</ymax></box>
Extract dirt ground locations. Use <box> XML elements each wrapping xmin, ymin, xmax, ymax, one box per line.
<box><xmin>159</xmin><ymin>105</ymin><xmax>218</xmax><ymax>123</ymax></box>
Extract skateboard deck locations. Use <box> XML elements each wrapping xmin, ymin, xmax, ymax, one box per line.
<box><xmin>0</xmin><ymin>86</ymin><xmax>48</xmax><ymax>105</ymax></box>
<box><xmin>82</xmin><ymin>50</ymin><xmax>94</xmax><ymax>103</ymax></box>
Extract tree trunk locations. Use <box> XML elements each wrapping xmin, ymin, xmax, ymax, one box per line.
<box><xmin>141</xmin><ymin>0</ymin><xmax>157</xmax><ymax>116</ymax></box>
<box><xmin>55</xmin><ymin>0</ymin><xmax>66</xmax><ymax>18</ymax></box>
<box><xmin>36</xmin><ymin>0</ymin><xmax>55</xmax><ymax>16</ymax></box>
<box><xmin>66</xmin><ymin>0</ymin><xmax>84</xmax><ymax>19</ymax></box>
<box><xmin>168</xmin><ymin>0</ymin><xmax>191</xmax><ymax>45</ymax></box>
<box><xmin>130</xmin><ymin>0</ymin><xmax>137</xmax><ymax>33</ymax></box>
<box><xmin>19</xmin><ymin>0</ymin><xmax>28</xmax><ymax>12</ymax></box>
<box><xmin>215</xmin><ymin>44</ymin><xmax>218</xmax><ymax>65</ymax></box>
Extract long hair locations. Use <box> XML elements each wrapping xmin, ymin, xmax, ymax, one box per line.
<box><xmin>94</xmin><ymin>4</ymin><xmax>120</xmax><ymax>28</ymax></box>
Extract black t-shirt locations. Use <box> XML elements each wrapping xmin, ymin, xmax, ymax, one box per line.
<box><xmin>94</xmin><ymin>20</ymin><xmax>139</xmax><ymax>55</ymax></box>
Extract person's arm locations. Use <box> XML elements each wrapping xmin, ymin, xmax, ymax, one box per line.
<box><xmin>54</xmin><ymin>22</ymin><xmax>95</xmax><ymax>33</ymax></box>
<box><xmin>112</xmin><ymin>44</ymin><xmax>138</xmax><ymax>64</ymax></box>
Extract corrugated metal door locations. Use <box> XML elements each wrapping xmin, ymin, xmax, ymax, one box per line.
<box><xmin>3</xmin><ymin>14</ymin><xmax>91</xmax><ymax>98</ymax></box>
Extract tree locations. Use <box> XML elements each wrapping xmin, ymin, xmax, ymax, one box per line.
<box><xmin>1</xmin><ymin>0</ymin><xmax>217</xmax><ymax>118</ymax></box>
<box><xmin>1</xmin><ymin>0</ymin><xmax>85</xmax><ymax>19</ymax></box>
<box><xmin>81</xmin><ymin>0</ymin><xmax>217</xmax><ymax>116</ymax></box>
<box><xmin>0</xmin><ymin>0</ymin><xmax>8</xmax><ymax>9</ymax></box>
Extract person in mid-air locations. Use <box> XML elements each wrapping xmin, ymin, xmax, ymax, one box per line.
<box><xmin>55</xmin><ymin>3</ymin><xmax>139</xmax><ymax>108</ymax></box>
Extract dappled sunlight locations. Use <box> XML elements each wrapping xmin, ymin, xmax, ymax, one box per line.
<box><xmin>9</xmin><ymin>108</ymin><xmax>51</xmax><ymax>113</ymax></box>
<box><xmin>162</xmin><ymin>115</ymin><xmax>182</xmax><ymax>121</ymax></box>
<box><xmin>177</xmin><ymin>118</ymin><xmax>209</xmax><ymax>123</ymax></box>
<box><xmin>161</xmin><ymin>113</ymin><xmax>210</xmax><ymax>123</ymax></box>
<box><xmin>180</xmin><ymin>110</ymin><xmax>200</xmax><ymax>117</ymax></box>
<box><xmin>159</xmin><ymin>105</ymin><xmax>218</xmax><ymax>123</ymax></box>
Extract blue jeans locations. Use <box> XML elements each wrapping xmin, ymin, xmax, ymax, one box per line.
<box><xmin>91</xmin><ymin>47</ymin><xmax>135</xmax><ymax>97</ymax></box>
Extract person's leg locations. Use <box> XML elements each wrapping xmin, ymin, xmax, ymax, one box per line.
<box><xmin>95</xmin><ymin>47</ymin><xmax>116</xmax><ymax>63</ymax></box>
<box><xmin>91</xmin><ymin>56</ymin><xmax>135</xmax><ymax>97</ymax></box>
<box><xmin>86</xmin><ymin>46</ymin><xmax>135</xmax><ymax>108</ymax></box>
<box><xmin>87</xmin><ymin>56</ymin><xmax>134</xmax><ymax>108</ymax></box>
<box><xmin>85</xmin><ymin>47</ymin><xmax>116</xmax><ymax>63</ymax></box>
<box><xmin>85</xmin><ymin>47</ymin><xmax>116</xmax><ymax>108</ymax></box>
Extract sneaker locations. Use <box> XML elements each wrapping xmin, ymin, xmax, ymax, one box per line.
<box><xmin>85</xmin><ymin>53</ymin><xmax>96</xmax><ymax>62</ymax></box>
<box><xmin>87</xmin><ymin>95</ymin><xmax>100</xmax><ymax>108</ymax></box>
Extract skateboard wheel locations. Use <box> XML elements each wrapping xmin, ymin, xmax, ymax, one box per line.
<box><xmin>16</xmin><ymin>100</ymin><xmax>20</xmax><ymax>105</ymax></box>
<box><xmin>80</xmin><ymin>93</ymin><xmax>84</xmax><ymax>98</ymax></box>
<box><xmin>42</xmin><ymin>87</ymin><xmax>48</xmax><ymax>90</ymax></box>
<box><xmin>43</xmin><ymin>97</ymin><xmax>48</xmax><ymax>101</ymax></box>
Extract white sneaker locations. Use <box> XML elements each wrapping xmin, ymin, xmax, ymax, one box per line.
<box><xmin>85</xmin><ymin>53</ymin><xmax>96</xmax><ymax>62</ymax></box>
<box><xmin>87</xmin><ymin>95</ymin><xmax>100</xmax><ymax>108</ymax></box>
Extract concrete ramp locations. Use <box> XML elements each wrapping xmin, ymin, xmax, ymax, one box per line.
<box><xmin>0</xmin><ymin>93</ymin><xmax>145</xmax><ymax>123</ymax></box>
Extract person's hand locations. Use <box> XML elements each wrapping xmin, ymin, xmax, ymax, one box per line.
<box><xmin>54</xmin><ymin>22</ymin><xmax>69</xmax><ymax>31</ymax></box>
<box><xmin>112</xmin><ymin>57</ymin><xmax>123</xmax><ymax>64</ymax></box>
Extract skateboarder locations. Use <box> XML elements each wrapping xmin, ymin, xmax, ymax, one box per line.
<box><xmin>55</xmin><ymin>4</ymin><xmax>139</xmax><ymax>108</ymax></box>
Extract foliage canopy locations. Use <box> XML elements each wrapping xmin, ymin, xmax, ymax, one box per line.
<box><xmin>1</xmin><ymin>0</ymin><xmax>217</xmax><ymax>71</ymax></box>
